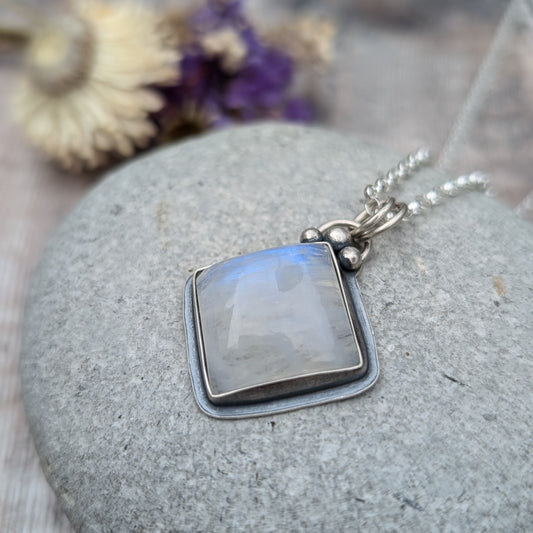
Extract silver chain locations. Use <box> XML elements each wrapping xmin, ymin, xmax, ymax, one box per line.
<box><xmin>300</xmin><ymin>148</ymin><xmax>490</xmax><ymax>272</ymax></box>
<box><xmin>363</xmin><ymin>147</ymin><xmax>490</xmax><ymax>219</ymax></box>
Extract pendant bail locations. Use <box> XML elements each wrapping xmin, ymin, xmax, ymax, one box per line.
<box><xmin>300</xmin><ymin>197</ymin><xmax>407</xmax><ymax>273</ymax></box>
<box><xmin>351</xmin><ymin>197</ymin><xmax>407</xmax><ymax>241</ymax></box>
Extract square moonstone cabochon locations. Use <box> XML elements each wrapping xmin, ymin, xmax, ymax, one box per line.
<box><xmin>184</xmin><ymin>243</ymin><xmax>379</xmax><ymax>418</ymax></box>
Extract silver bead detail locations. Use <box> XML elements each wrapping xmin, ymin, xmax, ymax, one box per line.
<box><xmin>408</xmin><ymin>200</ymin><xmax>422</xmax><ymax>216</ymax></box>
<box><xmin>425</xmin><ymin>189</ymin><xmax>440</xmax><ymax>205</ymax></box>
<box><xmin>375</xmin><ymin>178</ymin><xmax>387</xmax><ymax>193</ymax></box>
<box><xmin>469</xmin><ymin>171</ymin><xmax>489</xmax><ymax>189</ymax></box>
<box><xmin>456</xmin><ymin>175</ymin><xmax>469</xmax><ymax>189</ymax></box>
<box><xmin>338</xmin><ymin>246</ymin><xmax>362</xmax><ymax>271</ymax></box>
<box><xmin>364</xmin><ymin>184</ymin><xmax>376</xmax><ymax>200</ymax></box>
<box><xmin>440</xmin><ymin>181</ymin><xmax>458</xmax><ymax>196</ymax></box>
<box><xmin>324</xmin><ymin>227</ymin><xmax>351</xmax><ymax>251</ymax></box>
<box><xmin>414</xmin><ymin>147</ymin><xmax>431</xmax><ymax>164</ymax></box>
<box><xmin>395</xmin><ymin>163</ymin><xmax>408</xmax><ymax>179</ymax></box>
<box><xmin>300</xmin><ymin>227</ymin><xmax>323</xmax><ymax>243</ymax></box>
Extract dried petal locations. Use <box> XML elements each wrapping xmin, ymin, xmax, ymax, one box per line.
<box><xmin>13</xmin><ymin>0</ymin><xmax>180</xmax><ymax>171</ymax></box>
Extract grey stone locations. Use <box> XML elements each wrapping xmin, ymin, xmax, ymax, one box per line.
<box><xmin>21</xmin><ymin>123</ymin><xmax>533</xmax><ymax>532</ymax></box>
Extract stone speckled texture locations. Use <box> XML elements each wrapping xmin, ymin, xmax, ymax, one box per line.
<box><xmin>21</xmin><ymin>123</ymin><xmax>533</xmax><ymax>532</ymax></box>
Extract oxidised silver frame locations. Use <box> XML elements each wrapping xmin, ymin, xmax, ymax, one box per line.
<box><xmin>184</xmin><ymin>243</ymin><xmax>379</xmax><ymax>419</ymax></box>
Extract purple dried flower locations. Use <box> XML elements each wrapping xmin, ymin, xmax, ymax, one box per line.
<box><xmin>283</xmin><ymin>99</ymin><xmax>314</xmax><ymax>122</ymax></box>
<box><xmin>190</xmin><ymin>0</ymin><xmax>248</xmax><ymax>33</ymax></box>
<box><xmin>157</xmin><ymin>0</ymin><xmax>314</xmax><ymax>138</ymax></box>
<box><xmin>224</xmin><ymin>48</ymin><xmax>293</xmax><ymax>111</ymax></box>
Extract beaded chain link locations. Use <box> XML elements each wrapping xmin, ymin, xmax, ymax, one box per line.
<box><xmin>301</xmin><ymin>149</ymin><xmax>490</xmax><ymax>272</ymax></box>
<box><xmin>364</xmin><ymin>148</ymin><xmax>490</xmax><ymax>219</ymax></box>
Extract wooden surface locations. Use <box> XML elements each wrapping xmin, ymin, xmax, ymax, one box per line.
<box><xmin>1</xmin><ymin>1</ymin><xmax>531</xmax><ymax>531</ymax></box>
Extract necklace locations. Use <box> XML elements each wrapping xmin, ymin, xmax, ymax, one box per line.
<box><xmin>184</xmin><ymin>149</ymin><xmax>489</xmax><ymax>418</ymax></box>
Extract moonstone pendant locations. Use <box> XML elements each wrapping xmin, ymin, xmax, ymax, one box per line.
<box><xmin>184</xmin><ymin>241</ymin><xmax>378</xmax><ymax>418</ymax></box>
<box><xmin>183</xmin><ymin>147</ymin><xmax>477</xmax><ymax>418</ymax></box>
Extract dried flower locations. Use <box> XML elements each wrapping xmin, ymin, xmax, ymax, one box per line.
<box><xmin>265</xmin><ymin>17</ymin><xmax>336</xmax><ymax>69</ymax></box>
<box><xmin>200</xmin><ymin>28</ymin><xmax>247</xmax><ymax>73</ymax></box>
<box><xmin>13</xmin><ymin>0</ymin><xmax>180</xmax><ymax>171</ymax></box>
<box><xmin>157</xmin><ymin>0</ymin><xmax>313</xmax><ymax>138</ymax></box>
<box><xmin>11</xmin><ymin>0</ymin><xmax>331</xmax><ymax>171</ymax></box>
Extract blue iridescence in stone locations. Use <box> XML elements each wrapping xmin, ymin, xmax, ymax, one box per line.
<box><xmin>195</xmin><ymin>243</ymin><xmax>361</xmax><ymax>398</ymax></box>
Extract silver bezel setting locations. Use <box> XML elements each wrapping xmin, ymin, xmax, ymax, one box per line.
<box><xmin>184</xmin><ymin>243</ymin><xmax>379</xmax><ymax>419</ymax></box>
